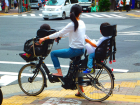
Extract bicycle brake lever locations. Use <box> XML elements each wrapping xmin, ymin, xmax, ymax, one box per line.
<box><xmin>57</xmin><ymin>37</ymin><xmax>61</xmax><ymax>45</ymax></box>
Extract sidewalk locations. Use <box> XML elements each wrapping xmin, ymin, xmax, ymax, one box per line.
<box><xmin>0</xmin><ymin>8</ymin><xmax>31</xmax><ymax>16</ymax></box>
<box><xmin>1</xmin><ymin>72</ymin><xmax>140</xmax><ymax>105</ymax></box>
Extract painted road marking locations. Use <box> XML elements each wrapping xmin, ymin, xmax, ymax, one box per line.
<box><xmin>22</xmin><ymin>14</ymin><xmax>27</xmax><ymax>16</ymax></box>
<box><xmin>0</xmin><ymin>75</ymin><xmax>17</xmax><ymax>86</ymax></box>
<box><xmin>124</xmin><ymin>40</ymin><xmax>140</xmax><ymax>41</ymax></box>
<box><xmin>0</xmin><ymin>61</ymin><xmax>128</xmax><ymax>72</ymax></box>
<box><xmin>2</xmin><ymin>81</ymin><xmax>140</xmax><ymax>104</ymax></box>
<box><xmin>31</xmin><ymin>14</ymin><xmax>36</xmax><ymax>16</ymax></box>
<box><xmin>118</xmin><ymin>31</ymin><xmax>140</xmax><ymax>35</ymax></box>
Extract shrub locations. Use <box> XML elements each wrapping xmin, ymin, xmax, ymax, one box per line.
<box><xmin>99</xmin><ymin>0</ymin><xmax>111</xmax><ymax>12</ymax></box>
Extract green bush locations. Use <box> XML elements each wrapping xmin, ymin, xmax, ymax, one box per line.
<box><xmin>99</xmin><ymin>0</ymin><xmax>111</xmax><ymax>12</ymax></box>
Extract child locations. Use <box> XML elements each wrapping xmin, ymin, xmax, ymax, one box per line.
<box><xmin>21</xmin><ymin>24</ymin><xmax>51</xmax><ymax>59</ymax></box>
<box><xmin>83</xmin><ymin>22</ymin><xmax>110</xmax><ymax>74</ymax></box>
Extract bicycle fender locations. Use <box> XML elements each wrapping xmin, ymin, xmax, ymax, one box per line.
<box><xmin>29</xmin><ymin>63</ymin><xmax>47</xmax><ymax>87</ymax></box>
<box><xmin>101</xmin><ymin>63</ymin><xmax>115</xmax><ymax>88</ymax></box>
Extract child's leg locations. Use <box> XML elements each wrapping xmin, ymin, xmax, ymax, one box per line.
<box><xmin>83</xmin><ymin>52</ymin><xmax>95</xmax><ymax>74</ymax></box>
<box><xmin>87</xmin><ymin>52</ymin><xmax>95</xmax><ymax>69</ymax></box>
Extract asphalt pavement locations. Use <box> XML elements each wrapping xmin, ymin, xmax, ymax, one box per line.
<box><xmin>1</xmin><ymin>8</ymin><xmax>140</xmax><ymax>105</ymax></box>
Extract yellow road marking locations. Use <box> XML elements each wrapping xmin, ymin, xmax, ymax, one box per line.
<box><xmin>127</xmin><ymin>14</ymin><xmax>140</xmax><ymax>17</ymax></box>
<box><xmin>2</xmin><ymin>81</ymin><xmax>140</xmax><ymax>104</ymax></box>
<box><xmin>0</xmin><ymin>13</ymin><xmax>19</xmax><ymax>16</ymax></box>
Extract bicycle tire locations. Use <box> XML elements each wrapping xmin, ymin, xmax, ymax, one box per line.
<box><xmin>0</xmin><ymin>89</ymin><xmax>3</xmax><ymax>105</ymax></box>
<box><xmin>76</xmin><ymin>63</ymin><xmax>114</xmax><ymax>102</ymax></box>
<box><xmin>18</xmin><ymin>64</ymin><xmax>46</xmax><ymax>96</ymax></box>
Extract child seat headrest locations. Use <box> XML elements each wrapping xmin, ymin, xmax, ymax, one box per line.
<box><xmin>101</xmin><ymin>24</ymin><xmax>117</xmax><ymax>36</ymax></box>
<box><xmin>36</xmin><ymin>29</ymin><xmax>57</xmax><ymax>38</ymax></box>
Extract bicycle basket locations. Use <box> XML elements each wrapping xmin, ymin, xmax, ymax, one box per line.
<box><xmin>19</xmin><ymin>53</ymin><xmax>37</xmax><ymax>62</ymax></box>
<box><xmin>24</xmin><ymin>38</ymin><xmax>44</xmax><ymax>57</ymax></box>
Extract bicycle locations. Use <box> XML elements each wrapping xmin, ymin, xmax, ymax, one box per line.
<box><xmin>18</xmin><ymin>25</ymin><xmax>117</xmax><ymax>102</ymax></box>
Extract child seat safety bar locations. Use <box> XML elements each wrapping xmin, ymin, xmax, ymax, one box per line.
<box><xmin>36</xmin><ymin>29</ymin><xmax>57</xmax><ymax>38</ymax></box>
<box><xmin>109</xmin><ymin>36</ymin><xmax>117</xmax><ymax>63</ymax></box>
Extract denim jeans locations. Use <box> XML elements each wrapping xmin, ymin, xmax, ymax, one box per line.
<box><xmin>87</xmin><ymin>52</ymin><xmax>95</xmax><ymax>69</ymax></box>
<box><xmin>51</xmin><ymin>47</ymin><xmax>84</xmax><ymax>70</ymax></box>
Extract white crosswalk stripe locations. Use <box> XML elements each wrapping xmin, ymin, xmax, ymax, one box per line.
<box><xmin>100</xmin><ymin>14</ymin><xmax>113</xmax><ymax>17</ymax></box>
<box><xmin>118</xmin><ymin>31</ymin><xmax>140</xmax><ymax>35</ymax></box>
<box><xmin>90</xmin><ymin>14</ymin><xmax>103</xmax><ymax>17</ymax></box>
<box><xmin>110</xmin><ymin>14</ymin><xmax>124</xmax><ymax>18</ymax></box>
<box><xmin>39</xmin><ymin>14</ymin><xmax>43</xmax><ymax>16</ymax></box>
<box><xmin>1</xmin><ymin>13</ymin><xmax>126</xmax><ymax>19</ymax></box>
<box><xmin>81</xmin><ymin>14</ymin><xmax>93</xmax><ymax>17</ymax></box>
<box><xmin>22</xmin><ymin>14</ymin><xmax>27</xmax><ymax>16</ymax></box>
<box><xmin>31</xmin><ymin>14</ymin><xmax>36</xmax><ymax>16</ymax></box>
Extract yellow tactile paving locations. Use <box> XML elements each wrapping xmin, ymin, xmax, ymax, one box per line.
<box><xmin>2</xmin><ymin>81</ymin><xmax>140</xmax><ymax>105</ymax></box>
<box><xmin>127</xmin><ymin>13</ymin><xmax>140</xmax><ymax>17</ymax></box>
<box><xmin>120</xmin><ymin>82</ymin><xmax>137</xmax><ymax>88</ymax></box>
<box><xmin>136</xmin><ymin>80</ymin><xmax>140</xmax><ymax>85</ymax></box>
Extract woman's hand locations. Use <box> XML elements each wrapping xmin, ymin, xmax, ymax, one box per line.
<box><xmin>39</xmin><ymin>38</ymin><xmax>45</xmax><ymax>44</ymax></box>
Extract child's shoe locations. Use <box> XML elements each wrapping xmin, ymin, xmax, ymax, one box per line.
<box><xmin>83</xmin><ymin>68</ymin><xmax>94</xmax><ymax>74</ymax></box>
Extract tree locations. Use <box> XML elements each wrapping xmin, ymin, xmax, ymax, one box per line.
<box><xmin>99</xmin><ymin>0</ymin><xmax>111</xmax><ymax>12</ymax></box>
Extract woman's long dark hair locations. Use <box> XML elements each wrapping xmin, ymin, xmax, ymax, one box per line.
<box><xmin>70</xmin><ymin>4</ymin><xmax>82</xmax><ymax>32</ymax></box>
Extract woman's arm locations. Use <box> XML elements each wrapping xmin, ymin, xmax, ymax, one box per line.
<box><xmin>85</xmin><ymin>39</ymin><xmax>97</xmax><ymax>47</ymax></box>
<box><xmin>39</xmin><ymin>22</ymin><xmax>73</xmax><ymax>44</ymax></box>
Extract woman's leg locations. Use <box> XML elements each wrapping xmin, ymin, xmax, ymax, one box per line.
<box><xmin>51</xmin><ymin>48</ymin><xmax>84</xmax><ymax>76</ymax></box>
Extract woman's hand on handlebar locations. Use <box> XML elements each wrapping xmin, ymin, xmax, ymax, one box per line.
<box><xmin>39</xmin><ymin>38</ymin><xmax>45</xmax><ymax>44</ymax></box>
<box><xmin>39</xmin><ymin>36</ymin><xmax>50</xmax><ymax>44</ymax></box>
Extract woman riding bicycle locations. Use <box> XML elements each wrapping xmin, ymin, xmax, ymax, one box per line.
<box><xmin>39</xmin><ymin>4</ymin><xmax>86</xmax><ymax>77</ymax></box>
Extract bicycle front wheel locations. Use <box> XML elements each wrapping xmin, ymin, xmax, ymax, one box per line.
<box><xmin>76</xmin><ymin>63</ymin><xmax>114</xmax><ymax>102</ymax></box>
<box><xmin>18</xmin><ymin>64</ymin><xmax>45</xmax><ymax>96</ymax></box>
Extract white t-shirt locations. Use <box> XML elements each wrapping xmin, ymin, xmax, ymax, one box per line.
<box><xmin>85</xmin><ymin>35</ymin><xmax>109</xmax><ymax>54</ymax></box>
<box><xmin>126</xmin><ymin>0</ymin><xmax>130</xmax><ymax>5</ymax></box>
<box><xmin>119</xmin><ymin>0</ymin><xmax>123</xmax><ymax>7</ymax></box>
<box><xmin>49</xmin><ymin>20</ymin><xmax>86</xmax><ymax>49</ymax></box>
<box><xmin>5</xmin><ymin>0</ymin><xmax>9</xmax><ymax>6</ymax></box>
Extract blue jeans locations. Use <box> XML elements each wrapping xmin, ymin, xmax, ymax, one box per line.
<box><xmin>51</xmin><ymin>47</ymin><xmax>84</xmax><ymax>70</ymax></box>
<box><xmin>87</xmin><ymin>52</ymin><xmax>95</xmax><ymax>69</ymax></box>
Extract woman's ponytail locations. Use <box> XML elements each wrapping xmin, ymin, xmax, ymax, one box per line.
<box><xmin>70</xmin><ymin>12</ymin><xmax>78</xmax><ymax>32</ymax></box>
<box><xmin>70</xmin><ymin>4</ymin><xmax>82</xmax><ymax>32</ymax></box>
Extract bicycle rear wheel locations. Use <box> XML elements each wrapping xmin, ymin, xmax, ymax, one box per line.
<box><xmin>0</xmin><ymin>88</ymin><xmax>3</xmax><ymax>105</ymax></box>
<box><xmin>76</xmin><ymin>63</ymin><xmax>114</xmax><ymax>102</ymax></box>
<box><xmin>18</xmin><ymin>64</ymin><xmax>45</xmax><ymax>96</ymax></box>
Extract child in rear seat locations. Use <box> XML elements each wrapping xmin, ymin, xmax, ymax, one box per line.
<box><xmin>21</xmin><ymin>24</ymin><xmax>51</xmax><ymax>59</ymax></box>
<box><xmin>83</xmin><ymin>22</ymin><xmax>110</xmax><ymax>74</ymax></box>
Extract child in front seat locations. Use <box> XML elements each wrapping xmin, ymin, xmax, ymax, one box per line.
<box><xmin>21</xmin><ymin>24</ymin><xmax>51</xmax><ymax>59</ymax></box>
<box><xmin>83</xmin><ymin>22</ymin><xmax>111</xmax><ymax>74</ymax></box>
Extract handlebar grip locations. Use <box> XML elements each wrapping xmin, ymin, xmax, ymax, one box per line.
<box><xmin>57</xmin><ymin>37</ymin><xmax>61</xmax><ymax>45</ymax></box>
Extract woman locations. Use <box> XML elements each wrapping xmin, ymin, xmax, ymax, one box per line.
<box><xmin>39</xmin><ymin>4</ymin><xmax>85</xmax><ymax>97</ymax></box>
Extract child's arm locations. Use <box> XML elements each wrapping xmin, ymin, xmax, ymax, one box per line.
<box><xmin>85</xmin><ymin>39</ymin><xmax>97</xmax><ymax>47</ymax></box>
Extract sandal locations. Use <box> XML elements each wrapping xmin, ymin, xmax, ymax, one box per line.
<box><xmin>75</xmin><ymin>93</ymin><xmax>82</xmax><ymax>97</ymax></box>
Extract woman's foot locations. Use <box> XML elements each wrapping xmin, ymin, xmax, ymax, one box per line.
<box><xmin>52</xmin><ymin>73</ymin><xmax>63</xmax><ymax>77</ymax></box>
<box><xmin>75</xmin><ymin>93</ymin><xmax>82</xmax><ymax>97</ymax></box>
<box><xmin>52</xmin><ymin>69</ymin><xmax>63</xmax><ymax>76</ymax></box>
